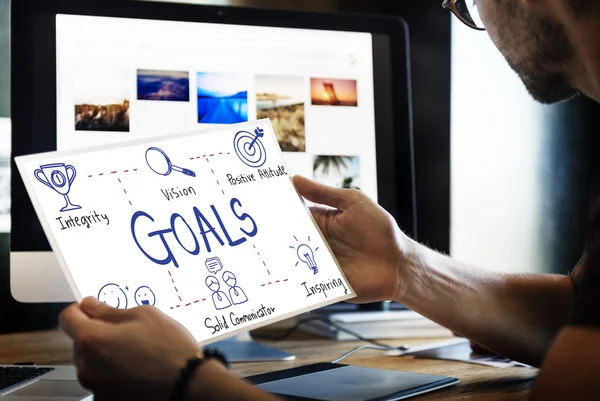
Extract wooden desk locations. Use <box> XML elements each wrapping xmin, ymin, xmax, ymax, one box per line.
<box><xmin>0</xmin><ymin>328</ymin><xmax>537</xmax><ymax>400</ymax></box>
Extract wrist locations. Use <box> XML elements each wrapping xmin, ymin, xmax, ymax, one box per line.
<box><xmin>172</xmin><ymin>349</ymin><xmax>229</xmax><ymax>401</ymax></box>
<box><xmin>394</xmin><ymin>235</ymin><xmax>423</xmax><ymax>303</ymax></box>
<box><xmin>183</xmin><ymin>359</ymin><xmax>228</xmax><ymax>401</ymax></box>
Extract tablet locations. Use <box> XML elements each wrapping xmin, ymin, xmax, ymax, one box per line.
<box><xmin>245</xmin><ymin>363</ymin><xmax>459</xmax><ymax>401</ymax></box>
<box><xmin>14</xmin><ymin>120</ymin><xmax>355</xmax><ymax>345</ymax></box>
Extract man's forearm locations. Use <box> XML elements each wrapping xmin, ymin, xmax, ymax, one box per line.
<box><xmin>399</xmin><ymin>241</ymin><xmax>574</xmax><ymax>367</ymax></box>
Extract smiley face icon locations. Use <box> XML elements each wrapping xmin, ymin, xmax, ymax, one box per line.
<box><xmin>97</xmin><ymin>283</ymin><xmax>128</xmax><ymax>309</ymax></box>
<box><xmin>134</xmin><ymin>286</ymin><xmax>156</xmax><ymax>306</ymax></box>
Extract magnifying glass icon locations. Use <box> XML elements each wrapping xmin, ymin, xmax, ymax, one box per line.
<box><xmin>145</xmin><ymin>147</ymin><xmax>196</xmax><ymax>177</ymax></box>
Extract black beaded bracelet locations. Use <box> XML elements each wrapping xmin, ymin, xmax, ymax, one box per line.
<box><xmin>170</xmin><ymin>348</ymin><xmax>229</xmax><ymax>401</ymax></box>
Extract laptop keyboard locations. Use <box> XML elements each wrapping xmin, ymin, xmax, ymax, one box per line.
<box><xmin>0</xmin><ymin>366</ymin><xmax>55</xmax><ymax>392</ymax></box>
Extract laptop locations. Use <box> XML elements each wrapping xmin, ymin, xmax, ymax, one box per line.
<box><xmin>0</xmin><ymin>365</ymin><xmax>92</xmax><ymax>400</ymax></box>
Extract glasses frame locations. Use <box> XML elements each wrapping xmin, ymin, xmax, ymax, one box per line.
<box><xmin>442</xmin><ymin>0</ymin><xmax>486</xmax><ymax>31</ymax></box>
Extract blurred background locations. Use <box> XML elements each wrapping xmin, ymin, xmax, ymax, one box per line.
<box><xmin>1</xmin><ymin>0</ymin><xmax>600</xmax><ymax>333</ymax></box>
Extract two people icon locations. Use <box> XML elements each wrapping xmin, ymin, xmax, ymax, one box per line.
<box><xmin>205</xmin><ymin>271</ymin><xmax>248</xmax><ymax>310</ymax></box>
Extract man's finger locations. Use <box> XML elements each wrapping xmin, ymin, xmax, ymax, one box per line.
<box><xmin>80</xmin><ymin>296</ymin><xmax>137</xmax><ymax>323</ymax></box>
<box><xmin>293</xmin><ymin>175</ymin><xmax>357</xmax><ymax>211</ymax></box>
<box><xmin>59</xmin><ymin>303</ymin><xmax>98</xmax><ymax>339</ymax></box>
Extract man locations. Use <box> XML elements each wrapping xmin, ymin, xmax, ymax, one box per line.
<box><xmin>59</xmin><ymin>0</ymin><xmax>600</xmax><ymax>399</ymax></box>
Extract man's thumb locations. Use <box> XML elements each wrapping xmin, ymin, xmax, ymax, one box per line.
<box><xmin>293</xmin><ymin>175</ymin><xmax>356</xmax><ymax>211</ymax></box>
<box><xmin>80</xmin><ymin>296</ymin><xmax>135</xmax><ymax>323</ymax></box>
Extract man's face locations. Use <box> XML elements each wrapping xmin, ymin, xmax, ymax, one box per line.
<box><xmin>475</xmin><ymin>0</ymin><xmax>578</xmax><ymax>104</ymax></box>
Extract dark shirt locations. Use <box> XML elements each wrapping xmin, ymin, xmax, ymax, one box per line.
<box><xmin>571</xmin><ymin>193</ymin><xmax>600</xmax><ymax>325</ymax></box>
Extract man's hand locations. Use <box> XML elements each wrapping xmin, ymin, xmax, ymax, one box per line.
<box><xmin>59</xmin><ymin>297</ymin><xmax>208</xmax><ymax>401</ymax></box>
<box><xmin>293</xmin><ymin>175</ymin><xmax>413</xmax><ymax>303</ymax></box>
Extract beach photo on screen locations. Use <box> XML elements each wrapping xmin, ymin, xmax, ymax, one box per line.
<box><xmin>256</xmin><ymin>75</ymin><xmax>305</xmax><ymax>152</ymax></box>
<box><xmin>74</xmin><ymin>66</ymin><xmax>130</xmax><ymax>132</ymax></box>
<box><xmin>197</xmin><ymin>72</ymin><xmax>248</xmax><ymax>124</ymax></box>
<box><xmin>313</xmin><ymin>155</ymin><xmax>360</xmax><ymax>189</ymax></box>
<box><xmin>137</xmin><ymin>69</ymin><xmax>190</xmax><ymax>102</ymax></box>
<box><xmin>310</xmin><ymin>78</ymin><xmax>358</xmax><ymax>107</ymax></box>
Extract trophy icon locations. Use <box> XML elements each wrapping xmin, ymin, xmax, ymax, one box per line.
<box><xmin>34</xmin><ymin>163</ymin><xmax>82</xmax><ymax>212</ymax></box>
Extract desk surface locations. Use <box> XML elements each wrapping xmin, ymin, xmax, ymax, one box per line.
<box><xmin>0</xmin><ymin>326</ymin><xmax>537</xmax><ymax>400</ymax></box>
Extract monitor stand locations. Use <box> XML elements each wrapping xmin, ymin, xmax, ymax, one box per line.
<box><xmin>211</xmin><ymin>331</ymin><xmax>295</xmax><ymax>363</ymax></box>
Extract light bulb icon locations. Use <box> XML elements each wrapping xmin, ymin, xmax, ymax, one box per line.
<box><xmin>297</xmin><ymin>244</ymin><xmax>318</xmax><ymax>275</ymax></box>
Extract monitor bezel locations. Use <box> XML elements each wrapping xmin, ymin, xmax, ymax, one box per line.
<box><xmin>10</xmin><ymin>0</ymin><xmax>416</xmax><ymax>253</ymax></box>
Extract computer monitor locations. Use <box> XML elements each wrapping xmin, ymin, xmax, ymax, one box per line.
<box><xmin>10</xmin><ymin>0</ymin><xmax>415</xmax><ymax>305</ymax></box>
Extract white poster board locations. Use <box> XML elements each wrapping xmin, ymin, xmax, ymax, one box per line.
<box><xmin>15</xmin><ymin>119</ymin><xmax>355</xmax><ymax>344</ymax></box>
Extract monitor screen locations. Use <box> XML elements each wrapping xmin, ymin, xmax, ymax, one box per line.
<box><xmin>11</xmin><ymin>1</ymin><xmax>414</xmax><ymax>255</ymax></box>
<box><xmin>56</xmin><ymin>14</ymin><xmax>377</xmax><ymax>199</ymax></box>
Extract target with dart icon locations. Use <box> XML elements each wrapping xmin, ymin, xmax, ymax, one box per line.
<box><xmin>233</xmin><ymin>127</ymin><xmax>267</xmax><ymax>168</ymax></box>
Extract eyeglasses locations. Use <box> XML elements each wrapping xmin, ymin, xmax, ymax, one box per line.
<box><xmin>442</xmin><ymin>0</ymin><xmax>485</xmax><ymax>31</ymax></box>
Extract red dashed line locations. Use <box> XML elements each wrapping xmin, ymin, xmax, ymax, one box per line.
<box><xmin>252</xmin><ymin>244</ymin><xmax>270</xmax><ymax>275</ymax></box>
<box><xmin>115</xmin><ymin>176</ymin><xmax>133</xmax><ymax>206</ymax></box>
<box><xmin>190</xmin><ymin>152</ymin><xmax>231</xmax><ymax>160</ymax></box>
<box><xmin>261</xmin><ymin>279</ymin><xmax>289</xmax><ymax>287</ymax></box>
<box><xmin>87</xmin><ymin>169</ymin><xmax>139</xmax><ymax>178</ymax></box>
<box><xmin>170</xmin><ymin>299</ymin><xmax>207</xmax><ymax>309</ymax></box>
<box><xmin>206</xmin><ymin>158</ymin><xmax>225</xmax><ymax>195</ymax></box>
<box><xmin>168</xmin><ymin>270</ymin><xmax>182</xmax><ymax>304</ymax></box>
<box><xmin>168</xmin><ymin>270</ymin><xmax>210</xmax><ymax>309</ymax></box>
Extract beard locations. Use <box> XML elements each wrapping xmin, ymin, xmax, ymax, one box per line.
<box><xmin>503</xmin><ymin>12</ymin><xmax>579</xmax><ymax>104</ymax></box>
<box><xmin>510</xmin><ymin>61</ymin><xmax>579</xmax><ymax>104</ymax></box>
